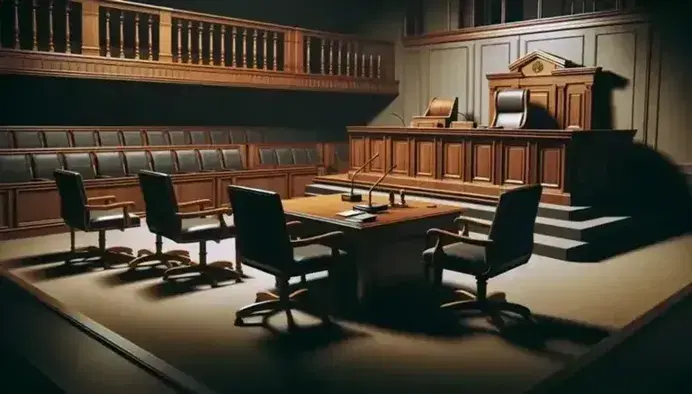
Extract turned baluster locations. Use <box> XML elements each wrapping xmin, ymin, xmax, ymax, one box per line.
<box><xmin>105</xmin><ymin>10</ymin><xmax>111</xmax><ymax>57</ymax></box>
<box><xmin>209</xmin><ymin>23</ymin><xmax>214</xmax><ymax>65</ymax></box>
<box><xmin>376</xmin><ymin>54</ymin><xmax>381</xmax><ymax>79</ymax></box>
<box><xmin>262</xmin><ymin>30</ymin><xmax>268</xmax><ymax>70</ymax></box>
<box><xmin>32</xmin><ymin>0</ymin><xmax>38</xmax><ymax>50</ymax></box>
<box><xmin>48</xmin><ymin>1</ymin><xmax>54</xmax><ymax>52</ymax></box>
<box><xmin>220</xmin><ymin>25</ymin><xmax>226</xmax><ymax>66</ymax></box>
<box><xmin>176</xmin><ymin>20</ymin><xmax>182</xmax><ymax>61</ymax></box>
<box><xmin>197</xmin><ymin>22</ymin><xmax>202</xmax><ymax>64</ymax></box>
<box><xmin>242</xmin><ymin>28</ymin><xmax>247</xmax><ymax>67</ymax></box>
<box><xmin>368</xmin><ymin>54</ymin><xmax>373</xmax><ymax>78</ymax></box>
<box><xmin>272</xmin><ymin>31</ymin><xmax>278</xmax><ymax>70</ymax></box>
<box><xmin>361</xmin><ymin>53</ymin><xmax>366</xmax><ymax>78</ymax></box>
<box><xmin>337</xmin><ymin>41</ymin><xmax>342</xmax><ymax>76</ymax></box>
<box><xmin>346</xmin><ymin>42</ymin><xmax>351</xmax><ymax>76</ymax></box>
<box><xmin>305</xmin><ymin>36</ymin><xmax>311</xmax><ymax>73</ymax></box>
<box><xmin>134</xmin><ymin>13</ymin><xmax>140</xmax><ymax>59</ymax></box>
<box><xmin>231</xmin><ymin>26</ymin><xmax>237</xmax><ymax>67</ymax></box>
<box><xmin>329</xmin><ymin>40</ymin><xmax>334</xmax><ymax>75</ymax></box>
<box><xmin>147</xmin><ymin>15</ymin><xmax>153</xmax><ymax>60</ymax></box>
<box><xmin>187</xmin><ymin>21</ymin><xmax>192</xmax><ymax>63</ymax></box>
<box><xmin>252</xmin><ymin>29</ymin><xmax>258</xmax><ymax>68</ymax></box>
<box><xmin>352</xmin><ymin>44</ymin><xmax>359</xmax><ymax>77</ymax></box>
<box><xmin>66</xmin><ymin>2</ymin><xmax>72</xmax><ymax>54</ymax></box>
<box><xmin>13</xmin><ymin>0</ymin><xmax>20</xmax><ymax>49</ymax></box>
<box><xmin>119</xmin><ymin>11</ymin><xmax>124</xmax><ymax>58</ymax></box>
<box><xmin>320</xmin><ymin>38</ymin><xmax>326</xmax><ymax>74</ymax></box>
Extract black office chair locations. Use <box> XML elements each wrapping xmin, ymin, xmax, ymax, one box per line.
<box><xmin>228</xmin><ymin>185</ymin><xmax>346</xmax><ymax>328</ymax></box>
<box><xmin>53</xmin><ymin>169</ymin><xmax>140</xmax><ymax>268</ymax></box>
<box><xmin>136</xmin><ymin>170</ymin><xmax>241</xmax><ymax>286</ymax></box>
<box><xmin>422</xmin><ymin>184</ymin><xmax>543</xmax><ymax>325</ymax></box>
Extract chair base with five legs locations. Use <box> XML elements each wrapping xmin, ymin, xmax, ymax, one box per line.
<box><xmin>162</xmin><ymin>241</ymin><xmax>242</xmax><ymax>288</ymax></box>
<box><xmin>128</xmin><ymin>234</ymin><xmax>191</xmax><ymax>270</ymax></box>
<box><xmin>65</xmin><ymin>226</ymin><xmax>136</xmax><ymax>269</ymax></box>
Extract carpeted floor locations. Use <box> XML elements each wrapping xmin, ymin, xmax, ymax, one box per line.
<box><xmin>1</xmin><ymin>227</ymin><xmax>691</xmax><ymax>394</ymax></box>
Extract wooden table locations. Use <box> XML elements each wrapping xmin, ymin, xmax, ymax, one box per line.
<box><xmin>281</xmin><ymin>194</ymin><xmax>464</xmax><ymax>306</ymax></box>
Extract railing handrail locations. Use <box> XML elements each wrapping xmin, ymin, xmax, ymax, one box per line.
<box><xmin>71</xmin><ymin>0</ymin><xmax>392</xmax><ymax>45</ymax></box>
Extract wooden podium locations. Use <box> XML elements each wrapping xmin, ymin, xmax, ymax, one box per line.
<box><xmin>410</xmin><ymin>97</ymin><xmax>458</xmax><ymax>128</ymax></box>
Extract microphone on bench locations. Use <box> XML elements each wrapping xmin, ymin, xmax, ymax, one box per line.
<box><xmin>353</xmin><ymin>164</ymin><xmax>397</xmax><ymax>213</ymax></box>
<box><xmin>341</xmin><ymin>153</ymin><xmax>380</xmax><ymax>202</ymax></box>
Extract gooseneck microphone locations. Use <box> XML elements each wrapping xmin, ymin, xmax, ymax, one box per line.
<box><xmin>341</xmin><ymin>153</ymin><xmax>381</xmax><ymax>202</ymax></box>
<box><xmin>353</xmin><ymin>164</ymin><xmax>397</xmax><ymax>213</ymax></box>
<box><xmin>391</xmin><ymin>112</ymin><xmax>406</xmax><ymax>126</ymax></box>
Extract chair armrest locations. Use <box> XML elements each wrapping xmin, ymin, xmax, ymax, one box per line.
<box><xmin>87</xmin><ymin>195</ymin><xmax>116</xmax><ymax>204</ymax></box>
<box><xmin>426</xmin><ymin>228</ymin><xmax>493</xmax><ymax>248</ymax></box>
<box><xmin>86</xmin><ymin>201</ymin><xmax>136</xmax><ymax>229</ymax></box>
<box><xmin>86</xmin><ymin>201</ymin><xmax>135</xmax><ymax>210</ymax></box>
<box><xmin>178</xmin><ymin>199</ymin><xmax>212</xmax><ymax>210</ymax></box>
<box><xmin>177</xmin><ymin>206</ymin><xmax>233</xmax><ymax>231</ymax></box>
<box><xmin>291</xmin><ymin>231</ymin><xmax>344</xmax><ymax>248</ymax></box>
<box><xmin>454</xmin><ymin>216</ymin><xmax>492</xmax><ymax>235</ymax></box>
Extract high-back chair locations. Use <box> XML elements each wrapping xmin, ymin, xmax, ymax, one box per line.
<box><xmin>228</xmin><ymin>185</ymin><xmax>345</xmax><ymax>329</ymax></box>
<box><xmin>135</xmin><ymin>170</ymin><xmax>240</xmax><ymax>286</ymax></box>
<box><xmin>490</xmin><ymin>89</ymin><xmax>530</xmax><ymax>129</ymax></box>
<box><xmin>53</xmin><ymin>169</ymin><xmax>140</xmax><ymax>268</ymax></box>
<box><xmin>422</xmin><ymin>184</ymin><xmax>543</xmax><ymax>326</ymax></box>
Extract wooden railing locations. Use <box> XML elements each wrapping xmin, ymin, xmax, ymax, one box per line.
<box><xmin>0</xmin><ymin>0</ymin><xmax>397</xmax><ymax>93</ymax></box>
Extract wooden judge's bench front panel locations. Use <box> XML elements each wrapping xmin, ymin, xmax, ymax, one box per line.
<box><xmin>348</xmin><ymin>128</ymin><xmax>573</xmax><ymax>204</ymax></box>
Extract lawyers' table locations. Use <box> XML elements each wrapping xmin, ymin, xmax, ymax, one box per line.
<box><xmin>280</xmin><ymin>194</ymin><xmax>463</xmax><ymax>307</ymax></box>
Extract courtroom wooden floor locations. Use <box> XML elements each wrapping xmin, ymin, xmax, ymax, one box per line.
<box><xmin>0</xmin><ymin>226</ymin><xmax>690</xmax><ymax>394</ymax></box>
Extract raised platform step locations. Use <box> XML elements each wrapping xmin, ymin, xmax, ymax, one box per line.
<box><xmin>307</xmin><ymin>181</ymin><xmax>597</xmax><ymax>221</ymax></box>
<box><xmin>305</xmin><ymin>183</ymin><xmax>629</xmax><ymax>241</ymax></box>
<box><xmin>305</xmin><ymin>182</ymin><xmax>651</xmax><ymax>262</ymax></box>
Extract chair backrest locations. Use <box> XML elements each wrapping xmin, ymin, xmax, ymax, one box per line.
<box><xmin>138</xmin><ymin>170</ymin><xmax>181</xmax><ymax>235</ymax></box>
<box><xmin>491</xmin><ymin>89</ymin><xmax>529</xmax><ymax>129</ymax></box>
<box><xmin>488</xmin><ymin>184</ymin><xmax>543</xmax><ymax>262</ymax></box>
<box><xmin>0</xmin><ymin>154</ymin><xmax>33</xmax><ymax>183</ymax></box>
<box><xmin>54</xmin><ymin>169</ymin><xmax>89</xmax><ymax>230</ymax></box>
<box><xmin>227</xmin><ymin>185</ymin><xmax>293</xmax><ymax>271</ymax></box>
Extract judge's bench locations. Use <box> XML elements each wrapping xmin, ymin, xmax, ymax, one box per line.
<box><xmin>315</xmin><ymin>50</ymin><xmax>636</xmax><ymax>206</ymax></box>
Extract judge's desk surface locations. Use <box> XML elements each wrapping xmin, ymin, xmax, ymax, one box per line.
<box><xmin>322</xmin><ymin>125</ymin><xmax>636</xmax><ymax>206</ymax></box>
<box><xmin>267</xmin><ymin>193</ymin><xmax>463</xmax><ymax>306</ymax></box>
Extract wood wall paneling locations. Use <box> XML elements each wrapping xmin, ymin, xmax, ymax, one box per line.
<box><xmin>416</xmin><ymin>140</ymin><xmax>436</xmax><ymax>177</ymax></box>
<box><xmin>233</xmin><ymin>174</ymin><xmax>289</xmax><ymax>199</ymax></box>
<box><xmin>475</xmin><ymin>40</ymin><xmax>516</xmax><ymax>125</ymax></box>
<box><xmin>0</xmin><ymin>191</ymin><xmax>10</xmax><ymax>229</ymax></box>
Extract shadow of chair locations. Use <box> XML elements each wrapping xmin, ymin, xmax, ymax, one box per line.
<box><xmin>422</xmin><ymin>184</ymin><xmax>543</xmax><ymax>329</ymax></box>
<box><xmin>53</xmin><ymin>169</ymin><xmax>140</xmax><ymax>268</ymax></box>
<box><xmin>136</xmin><ymin>170</ymin><xmax>242</xmax><ymax>287</ymax></box>
<box><xmin>228</xmin><ymin>184</ymin><xmax>346</xmax><ymax>330</ymax></box>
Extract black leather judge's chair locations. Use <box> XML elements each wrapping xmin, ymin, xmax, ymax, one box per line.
<box><xmin>228</xmin><ymin>185</ymin><xmax>345</xmax><ymax>328</ymax></box>
<box><xmin>135</xmin><ymin>170</ymin><xmax>242</xmax><ymax>286</ymax></box>
<box><xmin>490</xmin><ymin>89</ymin><xmax>530</xmax><ymax>129</ymax></box>
<box><xmin>422</xmin><ymin>184</ymin><xmax>543</xmax><ymax>325</ymax></box>
<box><xmin>53</xmin><ymin>169</ymin><xmax>140</xmax><ymax>268</ymax></box>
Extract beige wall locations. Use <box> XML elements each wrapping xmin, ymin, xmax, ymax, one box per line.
<box><xmin>358</xmin><ymin>4</ymin><xmax>692</xmax><ymax>165</ymax></box>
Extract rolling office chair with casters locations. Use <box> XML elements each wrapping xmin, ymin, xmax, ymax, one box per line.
<box><xmin>136</xmin><ymin>170</ymin><xmax>242</xmax><ymax>287</ymax></box>
<box><xmin>228</xmin><ymin>185</ymin><xmax>346</xmax><ymax>328</ymax></box>
<box><xmin>53</xmin><ymin>169</ymin><xmax>141</xmax><ymax>268</ymax></box>
<box><xmin>422</xmin><ymin>184</ymin><xmax>543</xmax><ymax>326</ymax></box>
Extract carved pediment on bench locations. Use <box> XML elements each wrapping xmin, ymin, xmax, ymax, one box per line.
<box><xmin>508</xmin><ymin>50</ymin><xmax>576</xmax><ymax>77</ymax></box>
